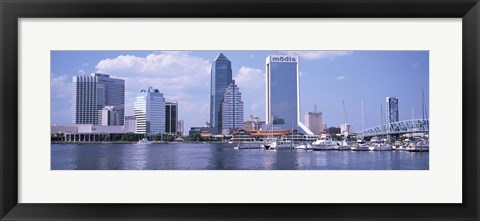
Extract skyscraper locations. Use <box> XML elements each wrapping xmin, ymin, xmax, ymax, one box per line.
<box><xmin>165</xmin><ymin>101</ymin><xmax>178</xmax><ymax>135</ymax></box>
<box><xmin>134</xmin><ymin>87</ymin><xmax>166</xmax><ymax>134</ymax></box>
<box><xmin>124</xmin><ymin>116</ymin><xmax>137</xmax><ymax>133</ymax></box>
<box><xmin>386</xmin><ymin>97</ymin><xmax>399</xmax><ymax>130</ymax></box>
<box><xmin>210</xmin><ymin>53</ymin><xmax>233</xmax><ymax>134</ymax></box>
<box><xmin>72</xmin><ymin>73</ymin><xmax>125</xmax><ymax>125</ymax></box>
<box><xmin>221</xmin><ymin>80</ymin><xmax>244</xmax><ymax>135</ymax></box>
<box><xmin>305</xmin><ymin>107</ymin><xmax>323</xmax><ymax>135</ymax></box>
<box><xmin>265</xmin><ymin>55</ymin><xmax>312</xmax><ymax>134</ymax></box>
<box><xmin>98</xmin><ymin>106</ymin><xmax>120</xmax><ymax>126</ymax></box>
<box><xmin>177</xmin><ymin>120</ymin><xmax>184</xmax><ymax>136</ymax></box>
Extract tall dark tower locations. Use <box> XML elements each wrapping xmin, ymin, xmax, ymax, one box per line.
<box><xmin>209</xmin><ymin>53</ymin><xmax>232</xmax><ymax>134</ymax></box>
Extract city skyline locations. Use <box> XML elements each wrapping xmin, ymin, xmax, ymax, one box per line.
<box><xmin>51</xmin><ymin>50</ymin><xmax>429</xmax><ymax>133</ymax></box>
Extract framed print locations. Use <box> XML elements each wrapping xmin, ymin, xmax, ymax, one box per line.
<box><xmin>1</xmin><ymin>0</ymin><xmax>479</xmax><ymax>220</ymax></box>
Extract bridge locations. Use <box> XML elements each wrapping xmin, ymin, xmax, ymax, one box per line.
<box><xmin>359</xmin><ymin>119</ymin><xmax>429</xmax><ymax>137</ymax></box>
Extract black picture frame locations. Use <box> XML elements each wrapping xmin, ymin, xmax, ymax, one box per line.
<box><xmin>1</xmin><ymin>0</ymin><xmax>479</xmax><ymax>220</ymax></box>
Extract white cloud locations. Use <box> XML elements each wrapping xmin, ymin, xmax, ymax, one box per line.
<box><xmin>234</xmin><ymin>66</ymin><xmax>265</xmax><ymax>119</ymax></box>
<box><xmin>234</xmin><ymin>66</ymin><xmax>264</xmax><ymax>90</ymax></box>
<box><xmin>77</xmin><ymin>69</ymin><xmax>86</xmax><ymax>75</ymax></box>
<box><xmin>95</xmin><ymin>52</ymin><xmax>213</xmax><ymax>129</ymax></box>
<box><xmin>287</xmin><ymin>51</ymin><xmax>353</xmax><ymax>60</ymax></box>
<box><xmin>51</xmin><ymin>74</ymin><xmax>72</xmax><ymax>99</ymax></box>
<box><xmin>336</xmin><ymin>75</ymin><xmax>346</xmax><ymax>80</ymax></box>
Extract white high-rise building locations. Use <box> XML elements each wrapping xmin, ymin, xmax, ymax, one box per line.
<box><xmin>265</xmin><ymin>55</ymin><xmax>313</xmax><ymax>134</ymax></box>
<box><xmin>177</xmin><ymin>120</ymin><xmax>184</xmax><ymax>136</ymax></box>
<box><xmin>124</xmin><ymin>116</ymin><xmax>137</xmax><ymax>133</ymax></box>
<box><xmin>72</xmin><ymin>73</ymin><xmax>125</xmax><ymax>125</ymax></box>
<box><xmin>304</xmin><ymin>108</ymin><xmax>322</xmax><ymax>135</ymax></box>
<box><xmin>98</xmin><ymin>106</ymin><xmax>120</xmax><ymax>126</ymax></box>
<box><xmin>221</xmin><ymin>80</ymin><xmax>244</xmax><ymax>135</ymax></box>
<box><xmin>340</xmin><ymin>123</ymin><xmax>352</xmax><ymax>135</ymax></box>
<box><xmin>134</xmin><ymin>87</ymin><xmax>166</xmax><ymax>134</ymax></box>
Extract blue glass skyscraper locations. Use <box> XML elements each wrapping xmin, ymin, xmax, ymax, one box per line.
<box><xmin>210</xmin><ymin>53</ymin><xmax>232</xmax><ymax>134</ymax></box>
<box><xmin>266</xmin><ymin>55</ymin><xmax>312</xmax><ymax>134</ymax></box>
<box><xmin>386</xmin><ymin>96</ymin><xmax>399</xmax><ymax>128</ymax></box>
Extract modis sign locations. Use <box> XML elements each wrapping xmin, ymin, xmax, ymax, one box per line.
<box><xmin>270</xmin><ymin>56</ymin><xmax>297</xmax><ymax>63</ymax></box>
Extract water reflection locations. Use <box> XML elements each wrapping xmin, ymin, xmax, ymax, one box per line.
<box><xmin>51</xmin><ymin>143</ymin><xmax>429</xmax><ymax>170</ymax></box>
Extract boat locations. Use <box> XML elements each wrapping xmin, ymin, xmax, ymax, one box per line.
<box><xmin>137</xmin><ymin>138</ymin><xmax>152</xmax><ymax>144</ymax></box>
<box><xmin>335</xmin><ymin>140</ymin><xmax>351</xmax><ymax>151</ymax></box>
<box><xmin>368</xmin><ymin>137</ymin><xmax>392</xmax><ymax>151</ymax></box>
<box><xmin>351</xmin><ymin>139</ymin><xmax>369</xmax><ymax>151</ymax></box>
<box><xmin>311</xmin><ymin>134</ymin><xmax>338</xmax><ymax>150</ymax></box>
<box><xmin>264</xmin><ymin>139</ymin><xmax>294</xmax><ymax>150</ymax></box>
<box><xmin>294</xmin><ymin>142</ymin><xmax>312</xmax><ymax>150</ymax></box>
<box><xmin>235</xmin><ymin>141</ymin><xmax>264</xmax><ymax>150</ymax></box>
<box><xmin>406</xmin><ymin>139</ymin><xmax>429</xmax><ymax>152</ymax></box>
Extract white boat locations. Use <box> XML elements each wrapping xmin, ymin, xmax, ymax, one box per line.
<box><xmin>406</xmin><ymin>139</ymin><xmax>429</xmax><ymax>152</ymax></box>
<box><xmin>137</xmin><ymin>138</ymin><xmax>152</xmax><ymax>144</ymax></box>
<box><xmin>351</xmin><ymin>139</ymin><xmax>369</xmax><ymax>151</ymax></box>
<box><xmin>335</xmin><ymin>140</ymin><xmax>351</xmax><ymax>151</ymax></box>
<box><xmin>311</xmin><ymin>134</ymin><xmax>338</xmax><ymax>150</ymax></box>
<box><xmin>266</xmin><ymin>140</ymin><xmax>294</xmax><ymax>150</ymax></box>
<box><xmin>368</xmin><ymin>137</ymin><xmax>392</xmax><ymax>151</ymax></box>
<box><xmin>294</xmin><ymin>142</ymin><xmax>312</xmax><ymax>150</ymax></box>
<box><xmin>236</xmin><ymin>141</ymin><xmax>264</xmax><ymax>150</ymax></box>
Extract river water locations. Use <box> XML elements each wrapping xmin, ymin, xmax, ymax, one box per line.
<box><xmin>51</xmin><ymin>143</ymin><xmax>429</xmax><ymax>170</ymax></box>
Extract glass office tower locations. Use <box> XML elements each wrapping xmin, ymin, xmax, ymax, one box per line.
<box><xmin>134</xmin><ymin>87</ymin><xmax>166</xmax><ymax>134</ymax></box>
<box><xmin>266</xmin><ymin>55</ymin><xmax>312</xmax><ymax>134</ymax></box>
<box><xmin>209</xmin><ymin>53</ymin><xmax>233</xmax><ymax>134</ymax></box>
<box><xmin>386</xmin><ymin>97</ymin><xmax>399</xmax><ymax>128</ymax></box>
<box><xmin>165</xmin><ymin>101</ymin><xmax>178</xmax><ymax>135</ymax></box>
<box><xmin>72</xmin><ymin>73</ymin><xmax>125</xmax><ymax>125</ymax></box>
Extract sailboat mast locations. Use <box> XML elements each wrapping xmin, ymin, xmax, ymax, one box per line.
<box><xmin>361</xmin><ymin>97</ymin><xmax>365</xmax><ymax>132</ymax></box>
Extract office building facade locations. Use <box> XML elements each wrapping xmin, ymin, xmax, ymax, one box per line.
<box><xmin>165</xmin><ymin>101</ymin><xmax>178</xmax><ymax>135</ymax></box>
<box><xmin>209</xmin><ymin>53</ymin><xmax>233</xmax><ymax>134</ymax></box>
<box><xmin>134</xmin><ymin>87</ymin><xmax>166</xmax><ymax>134</ymax></box>
<box><xmin>177</xmin><ymin>120</ymin><xmax>184</xmax><ymax>136</ymax></box>
<box><xmin>221</xmin><ymin>80</ymin><xmax>244</xmax><ymax>135</ymax></box>
<box><xmin>386</xmin><ymin>97</ymin><xmax>399</xmax><ymax>128</ymax></box>
<box><xmin>98</xmin><ymin>106</ymin><xmax>121</xmax><ymax>126</ymax></box>
<box><xmin>72</xmin><ymin>73</ymin><xmax>125</xmax><ymax>125</ymax></box>
<box><xmin>124</xmin><ymin>116</ymin><xmax>137</xmax><ymax>133</ymax></box>
<box><xmin>265</xmin><ymin>55</ymin><xmax>312</xmax><ymax>134</ymax></box>
<box><xmin>305</xmin><ymin>110</ymin><xmax>323</xmax><ymax>135</ymax></box>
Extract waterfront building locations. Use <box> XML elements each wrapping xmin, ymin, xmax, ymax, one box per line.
<box><xmin>51</xmin><ymin>124</ymin><xmax>125</xmax><ymax>142</ymax></box>
<box><xmin>386</xmin><ymin>96</ymin><xmax>399</xmax><ymax>129</ymax></box>
<box><xmin>134</xmin><ymin>87</ymin><xmax>166</xmax><ymax>134</ymax></box>
<box><xmin>265</xmin><ymin>55</ymin><xmax>312</xmax><ymax>134</ymax></box>
<box><xmin>244</xmin><ymin>115</ymin><xmax>266</xmax><ymax>130</ymax></box>
<box><xmin>304</xmin><ymin>106</ymin><xmax>323</xmax><ymax>135</ymax></box>
<box><xmin>210</xmin><ymin>53</ymin><xmax>233</xmax><ymax>134</ymax></box>
<box><xmin>340</xmin><ymin>123</ymin><xmax>352</xmax><ymax>135</ymax></box>
<box><xmin>177</xmin><ymin>120</ymin><xmax>184</xmax><ymax>136</ymax></box>
<box><xmin>124</xmin><ymin>116</ymin><xmax>137</xmax><ymax>133</ymax></box>
<box><xmin>221</xmin><ymin>80</ymin><xmax>244</xmax><ymax>135</ymax></box>
<box><xmin>98</xmin><ymin>106</ymin><xmax>121</xmax><ymax>126</ymax></box>
<box><xmin>325</xmin><ymin>127</ymin><xmax>341</xmax><ymax>135</ymax></box>
<box><xmin>188</xmin><ymin>126</ymin><xmax>216</xmax><ymax>137</ymax></box>
<box><xmin>72</xmin><ymin>73</ymin><xmax>125</xmax><ymax>125</ymax></box>
<box><xmin>165</xmin><ymin>101</ymin><xmax>178</xmax><ymax>135</ymax></box>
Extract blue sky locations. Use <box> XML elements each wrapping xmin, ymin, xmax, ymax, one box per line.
<box><xmin>51</xmin><ymin>50</ymin><xmax>429</xmax><ymax>133</ymax></box>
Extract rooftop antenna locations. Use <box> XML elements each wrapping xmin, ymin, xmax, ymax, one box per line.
<box><xmin>342</xmin><ymin>100</ymin><xmax>349</xmax><ymax>123</ymax></box>
<box><xmin>361</xmin><ymin>97</ymin><xmax>365</xmax><ymax>133</ymax></box>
